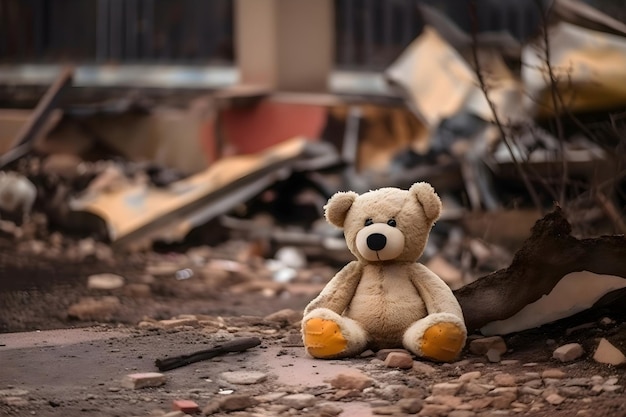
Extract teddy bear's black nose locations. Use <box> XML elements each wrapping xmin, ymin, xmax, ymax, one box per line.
<box><xmin>367</xmin><ymin>233</ymin><xmax>387</xmax><ymax>251</ymax></box>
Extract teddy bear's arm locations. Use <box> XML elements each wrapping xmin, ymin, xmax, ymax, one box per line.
<box><xmin>303</xmin><ymin>261</ymin><xmax>363</xmax><ymax>316</ymax></box>
<box><xmin>410</xmin><ymin>264</ymin><xmax>463</xmax><ymax>318</ymax></box>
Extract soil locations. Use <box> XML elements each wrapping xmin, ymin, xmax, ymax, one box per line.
<box><xmin>1</xmin><ymin>236</ymin><xmax>625</xmax><ymax>417</ymax></box>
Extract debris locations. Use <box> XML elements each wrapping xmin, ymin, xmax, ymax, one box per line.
<box><xmin>544</xmin><ymin>393</ymin><xmax>566</xmax><ymax>405</ymax></box>
<box><xmin>542</xmin><ymin>369</ymin><xmax>567</xmax><ymax>379</ymax></box>
<box><xmin>69</xmin><ymin>137</ymin><xmax>338</xmax><ymax>247</ymax></box>
<box><xmin>204</xmin><ymin>394</ymin><xmax>259</xmax><ymax>414</ymax></box>
<box><xmin>486</xmin><ymin>349</ymin><xmax>502</xmax><ymax>363</ymax></box>
<box><xmin>469</xmin><ymin>336</ymin><xmax>507</xmax><ymax>356</ymax></box>
<box><xmin>121</xmin><ymin>372</ymin><xmax>166</xmax><ymax>389</ymax></box>
<box><xmin>155</xmin><ymin>337</ymin><xmax>261</xmax><ymax>371</ymax></box>
<box><xmin>86</xmin><ymin>273</ymin><xmax>125</xmax><ymax>290</ymax></box>
<box><xmin>172</xmin><ymin>399</ymin><xmax>199</xmax><ymax>414</ymax></box>
<box><xmin>66</xmin><ymin>296</ymin><xmax>120</xmax><ymax>321</ymax></box>
<box><xmin>274</xmin><ymin>246</ymin><xmax>307</xmax><ymax>269</ymax></box>
<box><xmin>384</xmin><ymin>351</ymin><xmax>414</xmax><ymax>369</ymax></box>
<box><xmin>431</xmin><ymin>382</ymin><xmax>463</xmax><ymax>396</ymax></box>
<box><xmin>328</xmin><ymin>369</ymin><xmax>374</xmax><ymax>391</ymax></box>
<box><xmin>455</xmin><ymin>207</ymin><xmax>626</xmax><ymax>334</ymax></box>
<box><xmin>412</xmin><ymin>361</ymin><xmax>437</xmax><ymax>376</ymax></box>
<box><xmin>398</xmin><ymin>398</ymin><xmax>423</xmax><ymax>414</ymax></box>
<box><xmin>159</xmin><ymin>318</ymin><xmax>199</xmax><ymax>329</ymax></box>
<box><xmin>0</xmin><ymin>66</ymin><xmax>73</xmax><ymax>170</ymax></box>
<box><xmin>593</xmin><ymin>338</ymin><xmax>626</xmax><ymax>366</ymax></box>
<box><xmin>280</xmin><ymin>393</ymin><xmax>316</xmax><ymax>410</ymax></box>
<box><xmin>376</xmin><ymin>348</ymin><xmax>412</xmax><ymax>361</ymax></box>
<box><xmin>553</xmin><ymin>343</ymin><xmax>585</xmax><ymax>362</ymax></box>
<box><xmin>0</xmin><ymin>171</ymin><xmax>37</xmax><ymax>221</ymax></box>
<box><xmin>219</xmin><ymin>371</ymin><xmax>268</xmax><ymax>385</ymax></box>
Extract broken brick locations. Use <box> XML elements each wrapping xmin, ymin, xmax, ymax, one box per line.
<box><xmin>328</xmin><ymin>369</ymin><xmax>374</xmax><ymax>391</ymax></box>
<box><xmin>384</xmin><ymin>351</ymin><xmax>414</xmax><ymax>369</ymax></box>
<box><xmin>172</xmin><ymin>399</ymin><xmax>199</xmax><ymax>414</ymax></box>
<box><xmin>121</xmin><ymin>372</ymin><xmax>166</xmax><ymax>389</ymax></box>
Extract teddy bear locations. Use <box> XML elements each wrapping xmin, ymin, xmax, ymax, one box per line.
<box><xmin>301</xmin><ymin>182</ymin><xmax>466</xmax><ymax>362</ymax></box>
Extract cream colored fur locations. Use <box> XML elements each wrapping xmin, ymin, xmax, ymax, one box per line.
<box><xmin>302</xmin><ymin>182</ymin><xmax>467</xmax><ymax>359</ymax></box>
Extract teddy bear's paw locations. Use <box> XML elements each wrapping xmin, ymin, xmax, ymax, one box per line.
<box><xmin>420</xmin><ymin>322</ymin><xmax>465</xmax><ymax>362</ymax></box>
<box><xmin>303</xmin><ymin>318</ymin><xmax>348</xmax><ymax>358</ymax></box>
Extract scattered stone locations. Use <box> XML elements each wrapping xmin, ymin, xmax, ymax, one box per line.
<box><xmin>418</xmin><ymin>403</ymin><xmax>452</xmax><ymax>416</ymax></box>
<box><xmin>86</xmin><ymin>273</ymin><xmax>125</xmax><ymax>290</ymax></box>
<box><xmin>264</xmin><ymin>309</ymin><xmax>302</xmax><ymax>327</ymax></box>
<box><xmin>565</xmin><ymin>378</ymin><xmax>591</xmax><ymax>387</ymax></box>
<box><xmin>560</xmin><ymin>386</ymin><xmax>585</xmax><ymax>398</ymax></box>
<box><xmin>489</xmin><ymin>387</ymin><xmax>518</xmax><ymax>397</ymax></box>
<box><xmin>360</xmin><ymin>349</ymin><xmax>375</xmax><ymax>358</ymax></box>
<box><xmin>463</xmin><ymin>382</ymin><xmax>491</xmax><ymax>396</ymax></box>
<box><xmin>384</xmin><ymin>351</ymin><xmax>414</xmax><ymax>369</ymax></box>
<box><xmin>2</xmin><ymin>396</ymin><xmax>28</xmax><ymax>407</ymax></box>
<box><xmin>123</xmin><ymin>283</ymin><xmax>152</xmax><ymax>298</ymax></box>
<box><xmin>255</xmin><ymin>392</ymin><xmax>288</xmax><ymax>403</ymax></box>
<box><xmin>213</xmin><ymin>394</ymin><xmax>259</xmax><ymax>412</ymax></box>
<box><xmin>491</xmin><ymin>394</ymin><xmax>516</xmax><ymax>409</ymax></box>
<box><xmin>122</xmin><ymin>372</ymin><xmax>166</xmax><ymax>389</ymax></box>
<box><xmin>372</xmin><ymin>405</ymin><xmax>401</xmax><ymax>415</ymax></box>
<box><xmin>499</xmin><ymin>359</ymin><xmax>519</xmax><ymax>365</ymax></box>
<box><xmin>67</xmin><ymin>296</ymin><xmax>121</xmax><ymax>321</ymax></box>
<box><xmin>522</xmin><ymin>362</ymin><xmax>538</xmax><ymax>367</ymax></box>
<box><xmin>545</xmin><ymin>393</ymin><xmax>565</xmax><ymax>405</ymax></box>
<box><xmin>520</xmin><ymin>386</ymin><xmax>543</xmax><ymax>396</ymax></box>
<box><xmin>431</xmin><ymin>382</ymin><xmax>463</xmax><ymax>396</ymax></box>
<box><xmin>542</xmin><ymin>369</ymin><xmax>566</xmax><ymax>379</ymax></box>
<box><xmin>426</xmin><ymin>394</ymin><xmax>463</xmax><ymax>408</ymax></box>
<box><xmin>376</xmin><ymin>348</ymin><xmax>411</xmax><ymax>361</ymax></box>
<box><xmin>0</xmin><ymin>388</ymin><xmax>29</xmax><ymax>397</ymax></box>
<box><xmin>602</xmin><ymin>385</ymin><xmax>623</xmax><ymax>393</ymax></box>
<box><xmin>523</xmin><ymin>379</ymin><xmax>543</xmax><ymax>388</ymax></box>
<box><xmin>159</xmin><ymin>318</ymin><xmax>199</xmax><ymax>329</ymax></box>
<box><xmin>493</xmin><ymin>373</ymin><xmax>516</xmax><ymax>387</ymax></box>
<box><xmin>459</xmin><ymin>371</ymin><xmax>482</xmax><ymax>382</ymax></box>
<box><xmin>163</xmin><ymin>411</ymin><xmax>186</xmax><ymax>417</ymax></box>
<box><xmin>468</xmin><ymin>397</ymin><xmax>492</xmax><ymax>410</ymax></box>
<box><xmin>281</xmin><ymin>393</ymin><xmax>315</xmax><ymax>410</ymax></box>
<box><xmin>398</xmin><ymin>398</ymin><xmax>423</xmax><ymax>414</ymax></box>
<box><xmin>469</xmin><ymin>336</ymin><xmax>507</xmax><ymax>356</ymax></box>
<box><xmin>220</xmin><ymin>371</ymin><xmax>267</xmax><ymax>385</ymax></box>
<box><xmin>593</xmin><ymin>338</ymin><xmax>626</xmax><ymax>366</ymax></box>
<box><xmin>486</xmin><ymin>349</ymin><xmax>501</xmax><ymax>363</ymax></box>
<box><xmin>413</xmin><ymin>361</ymin><xmax>437</xmax><ymax>375</ymax></box>
<box><xmin>599</xmin><ymin>317</ymin><xmax>614</xmax><ymax>326</ymax></box>
<box><xmin>553</xmin><ymin>343</ymin><xmax>584</xmax><ymax>362</ymax></box>
<box><xmin>328</xmin><ymin>369</ymin><xmax>374</xmax><ymax>391</ymax></box>
<box><xmin>172</xmin><ymin>399</ymin><xmax>199</xmax><ymax>414</ymax></box>
<box><xmin>317</xmin><ymin>403</ymin><xmax>343</xmax><ymax>416</ymax></box>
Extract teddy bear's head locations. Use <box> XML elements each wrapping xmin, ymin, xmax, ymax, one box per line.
<box><xmin>324</xmin><ymin>182</ymin><xmax>442</xmax><ymax>263</ymax></box>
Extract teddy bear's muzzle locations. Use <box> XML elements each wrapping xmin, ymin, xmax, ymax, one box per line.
<box><xmin>356</xmin><ymin>223</ymin><xmax>405</xmax><ymax>262</ymax></box>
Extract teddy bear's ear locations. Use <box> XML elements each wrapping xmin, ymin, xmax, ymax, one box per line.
<box><xmin>409</xmin><ymin>182</ymin><xmax>442</xmax><ymax>222</ymax></box>
<box><xmin>324</xmin><ymin>191</ymin><xmax>359</xmax><ymax>228</ymax></box>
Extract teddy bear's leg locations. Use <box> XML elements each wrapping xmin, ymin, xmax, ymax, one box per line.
<box><xmin>403</xmin><ymin>313</ymin><xmax>466</xmax><ymax>362</ymax></box>
<box><xmin>302</xmin><ymin>308</ymin><xmax>368</xmax><ymax>359</ymax></box>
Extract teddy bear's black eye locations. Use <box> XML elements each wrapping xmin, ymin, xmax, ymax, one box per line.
<box><xmin>364</xmin><ymin>218</ymin><xmax>373</xmax><ymax>227</ymax></box>
<box><xmin>387</xmin><ymin>219</ymin><xmax>397</xmax><ymax>227</ymax></box>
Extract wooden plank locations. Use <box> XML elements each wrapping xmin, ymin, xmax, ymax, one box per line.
<box><xmin>0</xmin><ymin>66</ymin><xmax>73</xmax><ymax>169</ymax></box>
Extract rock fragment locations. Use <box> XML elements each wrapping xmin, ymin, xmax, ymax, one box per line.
<box><xmin>67</xmin><ymin>296</ymin><xmax>120</xmax><ymax>321</ymax></box>
<box><xmin>593</xmin><ymin>338</ymin><xmax>626</xmax><ymax>365</ymax></box>
<box><xmin>219</xmin><ymin>371</ymin><xmax>267</xmax><ymax>385</ymax></box>
<box><xmin>384</xmin><ymin>351</ymin><xmax>414</xmax><ymax>369</ymax></box>
<box><xmin>280</xmin><ymin>393</ymin><xmax>316</xmax><ymax>410</ymax></box>
<box><xmin>553</xmin><ymin>343</ymin><xmax>584</xmax><ymax>362</ymax></box>
<box><xmin>328</xmin><ymin>369</ymin><xmax>374</xmax><ymax>391</ymax></box>
<box><xmin>431</xmin><ymin>382</ymin><xmax>463</xmax><ymax>396</ymax></box>
<box><xmin>469</xmin><ymin>336</ymin><xmax>507</xmax><ymax>355</ymax></box>
<box><xmin>87</xmin><ymin>273</ymin><xmax>125</xmax><ymax>290</ymax></box>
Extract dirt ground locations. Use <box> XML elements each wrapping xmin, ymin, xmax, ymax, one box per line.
<box><xmin>1</xmin><ymin>236</ymin><xmax>625</xmax><ymax>417</ymax></box>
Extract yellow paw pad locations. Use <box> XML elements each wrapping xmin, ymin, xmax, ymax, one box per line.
<box><xmin>420</xmin><ymin>322</ymin><xmax>465</xmax><ymax>362</ymax></box>
<box><xmin>303</xmin><ymin>318</ymin><xmax>347</xmax><ymax>358</ymax></box>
